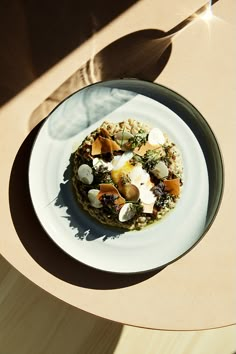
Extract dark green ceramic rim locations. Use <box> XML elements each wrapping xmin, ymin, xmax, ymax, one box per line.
<box><xmin>30</xmin><ymin>78</ymin><xmax>224</xmax><ymax>273</ymax></box>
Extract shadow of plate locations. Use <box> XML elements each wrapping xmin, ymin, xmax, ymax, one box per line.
<box><xmin>55</xmin><ymin>154</ymin><xmax>126</xmax><ymax>242</ymax></box>
<box><xmin>9</xmin><ymin>122</ymin><xmax>164</xmax><ymax>290</ymax></box>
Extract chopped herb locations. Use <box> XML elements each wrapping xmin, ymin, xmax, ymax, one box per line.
<box><xmin>100</xmin><ymin>194</ymin><xmax>120</xmax><ymax>214</ymax></box>
<box><xmin>128</xmin><ymin>129</ymin><xmax>148</xmax><ymax>149</ymax></box>
<box><xmin>162</xmin><ymin>157</ymin><xmax>171</xmax><ymax>167</ymax></box>
<box><xmin>155</xmin><ymin>192</ymin><xmax>173</xmax><ymax>208</ymax></box>
<box><xmin>130</xmin><ymin>154</ymin><xmax>143</xmax><ymax>165</ymax></box>
<box><xmin>93</xmin><ymin>165</ymin><xmax>113</xmax><ymax>185</ymax></box>
<box><xmin>142</xmin><ymin>149</ymin><xmax>161</xmax><ymax>171</ymax></box>
<box><xmin>130</xmin><ymin>202</ymin><xmax>143</xmax><ymax>215</ymax></box>
<box><xmin>120</xmin><ymin>174</ymin><xmax>131</xmax><ymax>185</ymax></box>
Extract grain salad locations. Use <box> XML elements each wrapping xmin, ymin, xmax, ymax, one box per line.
<box><xmin>72</xmin><ymin>119</ymin><xmax>183</xmax><ymax>230</ymax></box>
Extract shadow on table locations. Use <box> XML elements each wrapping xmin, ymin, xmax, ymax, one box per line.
<box><xmin>28</xmin><ymin>27</ymin><xmax>173</xmax><ymax>130</ymax></box>
<box><xmin>9</xmin><ymin>23</ymin><xmax>175</xmax><ymax>290</ymax></box>
<box><xmin>65</xmin><ymin>0</ymin><xmax>220</xmax><ymax>86</ymax></box>
<box><xmin>9</xmin><ymin>0</ymin><xmax>221</xmax><ymax>290</ymax></box>
<box><xmin>28</xmin><ymin>0</ymin><xmax>220</xmax><ymax>130</ymax></box>
<box><xmin>0</xmin><ymin>0</ymin><xmax>138</xmax><ymax>106</ymax></box>
<box><xmin>9</xmin><ymin>123</ymin><xmax>165</xmax><ymax>290</ymax></box>
<box><xmin>55</xmin><ymin>154</ymin><xmax>127</xmax><ymax>242</ymax></box>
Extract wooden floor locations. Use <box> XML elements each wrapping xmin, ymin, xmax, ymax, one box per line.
<box><xmin>0</xmin><ymin>255</ymin><xmax>235</xmax><ymax>354</ymax></box>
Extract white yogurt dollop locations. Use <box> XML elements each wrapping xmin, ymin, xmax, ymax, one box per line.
<box><xmin>129</xmin><ymin>165</ymin><xmax>149</xmax><ymax>186</ymax></box>
<box><xmin>128</xmin><ymin>164</ymin><xmax>156</xmax><ymax>206</ymax></box>
<box><xmin>88</xmin><ymin>189</ymin><xmax>102</xmax><ymax>208</ymax></box>
<box><xmin>78</xmin><ymin>164</ymin><xmax>93</xmax><ymax>184</ymax></box>
<box><xmin>148</xmin><ymin>128</ymin><xmax>165</xmax><ymax>145</ymax></box>
<box><xmin>119</xmin><ymin>203</ymin><xmax>136</xmax><ymax>222</ymax></box>
<box><xmin>93</xmin><ymin>158</ymin><xmax>113</xmax><ymax>171</ymax></box>
<box><xmin>139</xmin><ymin>185</ymin><xmax>156</xmax><ymax>204</ymax></box>
<box><xmin>151</xmin><ymin>161</ymin><xmax>169</xmax><ymax>179</ymax></box>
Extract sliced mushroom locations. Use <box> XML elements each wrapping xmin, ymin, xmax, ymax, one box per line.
<box><xmin>119</xmin><ymin>203</ymin><xmax>136</xmax><ymax>222</ymax></box>
<box><xmin>77</xmin><ymin>164</ymin><xmax>93</xmax><ymax>184</ymax></box>
<box><xmin>148</xmin><ymin>128</ymin><xmax>165</xmax><ymax>145</ymax></box>
<box><xmin>88</xmin><ymin>189</ymin><xmax>102</xmax><ymax>208</ymax></box>
<box><xmin>119</xmin><ymin>183</ymin><xmax>140</xmax><ymax>202</ymax></box>
<box><xmin>151</xmin><ymin>161</ymin><xmax>169</xmax><ymax>179</ymax></box>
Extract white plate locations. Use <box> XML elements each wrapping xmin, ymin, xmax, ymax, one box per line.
<box><xmin>29</xmin><ymin>88</ymin><xmax>209</xmax><ymax>273</ymax></box>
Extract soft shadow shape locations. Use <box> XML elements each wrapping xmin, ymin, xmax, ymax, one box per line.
<box><xmin>9</xmin><ymin>122</ymin><xmax>164</xmax><ymax>290</ymax></box>
<box><xmin>55</xmin><ymin>154</ymin><xmax>126</xmax><ymax>242</ymax></box>
<box><xmin>29</xmin><ymin>0</ymin><xmax>221</xmax><ymax>129</ymax></box>
<box><xmin>48</xmin><ymin>0</ymin><xmax>220</xmax><ymax>87</ymax></box>
<box><xmin>28</xmin><ymin>29</ymin><xmax>172</xmax><ymax>130</ymax></box>
<box><xmin>86</xmin><ymin>29</ymin><xmax>173</xmax><ymax>82</ymax></box>
<box><xmin>22</xmin><ymin>0</ymin><xmax>139</xmax><ymax>77</ymax></box>
<box><xmin>91</xmin><ymin>0</ymin><xmax>219</xmax><ymax>82</ymax></box>
<box><xmin>0</xmin><ymin>0</ymin><xmax>138</xmax><ymax>106</ymax></box>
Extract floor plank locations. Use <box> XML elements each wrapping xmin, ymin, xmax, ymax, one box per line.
<box><xmin>0</xmin><ymin>256</ymin><xmax>235</xmax><ymax>354</ymax></box>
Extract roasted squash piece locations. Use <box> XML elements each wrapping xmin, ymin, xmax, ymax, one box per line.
<box><xmin>91</xmin><ymin>136</ymin><xmax>120</xmax><ymax>156</ymax></box>
<box><xmin>163</xmin><ymin>178</ymin><xmax>180</xmax><ymax>196</ymax></box>
<box><xmin>134</xmin><ymin>142</ymin><xmax>160</xmax><ymax>156</ymax></box>
<box><xmin>97</xmin><ymin>184</ymin><xmax>125</xmax><ymax>206</ymax></box>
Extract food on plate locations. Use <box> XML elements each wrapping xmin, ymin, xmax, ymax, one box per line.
<box><xmin>72</xmin><ymin>119</ymin><xmax>183</xmax><ymax>230</ymax></box>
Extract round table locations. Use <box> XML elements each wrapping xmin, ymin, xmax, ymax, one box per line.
<box><xmin>0</xmin><ymin>0</ymin><xmax>235</xmax><ymax>330</ymax></box>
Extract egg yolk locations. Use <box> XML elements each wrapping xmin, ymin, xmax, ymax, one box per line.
<box><xmin>111</xmin><ymin>161</ymin><xmax>133</xmax><ymax>184</ymax></box>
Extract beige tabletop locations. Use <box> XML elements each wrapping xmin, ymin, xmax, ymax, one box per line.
<box><xmin>0</xmin><ymin>0</ymin><xmax>235</xmax><ymax>330</ymax></box>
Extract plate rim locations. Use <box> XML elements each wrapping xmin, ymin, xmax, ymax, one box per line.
<box><xmin>28</xmin><ymin>78</ymin><xmax>224</xmax><ymax>274</ymax></box>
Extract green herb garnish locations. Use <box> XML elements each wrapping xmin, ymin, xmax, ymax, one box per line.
<box><xmin>128</xmin><ymin>129</ymin><xmax>148</xmax><ymax>149</ymax></box>
<box><xmin>100</xmin><ymin>194</ymin><xmax>120</xmax><ymax>214</ymax></box>
<box><xmin>142</xmin><ymin>149</ymin><xmax>161</xmax><ymax>171</ymax></box>
<box><xmin>130</xmin><ymin>202</ymin><xmax>143</xmax><ymax>215</ymax></box>
<box><xmin>93</xmin><ymin>165</ymin><xmax>113</xmax><ymax>185</ymax></box>
<box><xmin>120</xmin><ymin>174</ymin><xmax>131</xmax><ymax>185</ymax></box>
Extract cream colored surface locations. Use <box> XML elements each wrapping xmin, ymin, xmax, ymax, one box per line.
<box><xmin>0</xmin><ymin>256</ymin><xmax>235</xmax><ymax>354</ymax></box>
<box><xmin>0</xmin><ymin>0</ymin><xmax>236</xmax><ymax>330</ymax></box>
